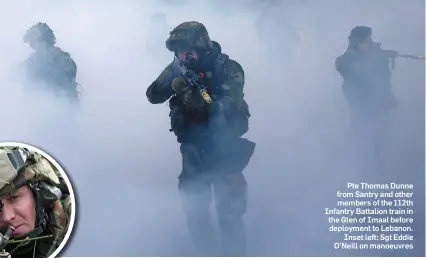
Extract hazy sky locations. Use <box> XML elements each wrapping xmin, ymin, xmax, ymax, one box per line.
<box><xmin>0</xmin><ymin>0</ymin><xmax>424</xmax><ymax>256</ymax></box>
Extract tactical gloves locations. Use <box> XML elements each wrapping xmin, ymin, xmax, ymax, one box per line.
<box><xmin>171</xmin><ymin>77</ymin><xmax>205</xmax><ymax>108</ymax></box>
<box><xmin>171</xmin><ymin>77</ymin><xmax>188</xmax><ymax>94</ymax></box>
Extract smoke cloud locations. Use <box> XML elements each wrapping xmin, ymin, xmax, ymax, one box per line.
<box><xmin>0</xmin><ymin>0</ymin><xmax>424</xmax><ymax>256</ymax></box>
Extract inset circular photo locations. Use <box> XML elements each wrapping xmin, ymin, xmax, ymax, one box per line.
<box><xmin>0</xmin><ymin>142</ymin><xmax>76</xmax><ymax>258</ymax></box>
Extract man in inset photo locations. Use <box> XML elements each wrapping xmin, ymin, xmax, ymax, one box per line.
<box><xmin>0</xmin><ymin>146</ymin><xmax>74</xmax><ymax>258</ymax></box>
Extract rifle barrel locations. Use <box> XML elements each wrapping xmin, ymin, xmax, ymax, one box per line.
<box><xmin>398</xmin><ymin>54</ymin><xmax>425</xmax><ymax>60</ymax></box>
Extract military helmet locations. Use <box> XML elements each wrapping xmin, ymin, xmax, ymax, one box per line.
<box><xmin>23</xmin><ymin>22</ymin><xmax>56</xmax><ymax>46</ymax></box>
<box><xmin>349</xmin><ymin>26</ymin><xmax>372</xmax><ymax>40</ymax></box>
<box><xmin>166</xmin><ymin>21</ymin><xmax>214</xmax><ymax>52</ymax></box>
<box><xmin>0</xmin><ymin>147</ymin><xmax>61</xmax><ymax>196</ymax></box>
<box><xmin>0</xmin><ymin>147</ymin><xmax>62</xmax><ymax>238</ymax></box>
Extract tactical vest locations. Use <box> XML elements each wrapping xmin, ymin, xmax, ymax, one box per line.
<box><xmin>168</xmin><ymin>53</ymin><xmax>251</xmax><ymax>143</ymax></box>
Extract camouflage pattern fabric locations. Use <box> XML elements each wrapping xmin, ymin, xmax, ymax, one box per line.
<box><xmin>41</xmin><ymin>195</ymin><xmax>72</xmax><ymax>258</ymax></box>
<box><xmin>335</xmin><ymin>41</ymin><xmax>398</xmax><ymax>171</ymax></box>
<box><xmin>0</xmin><ymin>148</ymin><xmax>72</xmax><ymax>258</ymax></box>
<box><xmin>147</xmin><ymin>22</ymin><xmax>255</xmax><ymax>255</ymax></box>
<box><xmin>23</xmin><ymin>23</ymin><xmax>56</xmax><ymax>46</ymax></box>
<box><xmin>335</xmin><ymin>42</ymin><xmax>398</xmax><ymax>115</ymax></box>
<box><xmin>0</xmin><ymin>155</ymin><xmax>60</xmax><ymax>197</ymax></box>
<box><xmin>165</xmin><ymin>21</ymin><xmax>214</xmax><ymax>52</ymax></box>
<box><xmin>146</xmin><ymin>46</ymin><xmax>245</xmax><ymax>110</ymax></box>
<box><xmin>24</xmin><ymin>46</ymin><xmax>78</xmax><ymax>100</ymax></box>
<box><xmin>0</xmin><ymin>152</ymin><xmax>18</xmax><ymax>191</ymax></box>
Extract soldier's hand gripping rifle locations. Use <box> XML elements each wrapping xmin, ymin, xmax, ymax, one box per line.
<box><xmin>174</xmin><ymin>55</ymin><xmax>213</xmax><ymax>104</ymax></box>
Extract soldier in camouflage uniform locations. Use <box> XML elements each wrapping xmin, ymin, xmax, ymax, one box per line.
<box><xmin>0</xmin><ymin>146</ymin><xmax>72</xmax><ymax>258</ymax></box>
<box><xmin>335</xmin><ymin>26</ymin><xmax>399</xmax><ymax>168</ymax></box>
<box><xmin>23</xmin><ymin>22</ymin><xmax>79</xmax><ymax>103</ymax></box>
<box><xmin>146</xmin><ymin>21</ymin><xmax>256</xmax><ymax>256</ymax></box>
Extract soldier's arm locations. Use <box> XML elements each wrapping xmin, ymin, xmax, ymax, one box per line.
<box><xmin>146</xmin><ymin>63</ymin><xmax>175</xmax><ymax>104</ymax></box>
<box><xmin>336</xmin><ymin>51</ymin><xmax>367</xmax><ymax>79</ymax></box>
<box><xmin>208</xmin><ymin>59</ymin><xmax>245</xmax><ymax>131</ymax></box>
<box><xmin>335</xmin><ymin>53</ymin><xmax>349</xmax><ymax>77</ymax></box>
<box><xmin>53</xmin><ymin>51</ymin><xmax>77</xmax><ymax>86</ymax></box>
<box><xmin>214</xmin><ymin>59</ymin><xmax>245</xmax><ymax>112</ymax></box>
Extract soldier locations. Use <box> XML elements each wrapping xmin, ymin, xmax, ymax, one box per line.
<box><xmin>22</xmin><ymin>22</ymin><xmax>79</xmax><ymax>103</ymax></box>
<box><xmin>146</xmin><ymin>21</ymin><xmax>256</xmax><ymax>256</ymax></box>
<box><xmin>335</xmin><ymin>26</ymin><xmax>399</xmax><ymax>168</ymax></box>
<box><xmin>0</xmin><ymin>147</ymin><xmax>72</xmax><ymax>258</ymax></box>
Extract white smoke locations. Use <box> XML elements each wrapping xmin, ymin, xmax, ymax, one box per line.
<box><xmin>0</xmin><ymin>0</ymin><xmax>423</xmax><ymax>256</ymax></box>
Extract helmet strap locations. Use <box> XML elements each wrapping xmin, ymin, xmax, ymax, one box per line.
<box><xmin>28</xmin><ymin>182</ymin><xmax>49</xmax><ymax>233</ymax></box>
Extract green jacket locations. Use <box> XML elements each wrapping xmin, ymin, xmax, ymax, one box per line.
<box><xmin>146</xmin><ymin>41</ymin><xmax>249</xmax><ymax>142</ymax></box>
<box><xmin>24</xmin><ymin>46</ymin><xmax>78</xmax><ymax>99</ymax></box>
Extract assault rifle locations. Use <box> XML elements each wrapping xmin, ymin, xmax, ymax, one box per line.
<box><xmin>383</xmin><ymin>50</ymin><xmax>425</xmax><ymax>69</ymax></box>
<box><xmin>174</xmin><ymin>55</ymin><xmax>212</xmax><ymax>104</ymax></box>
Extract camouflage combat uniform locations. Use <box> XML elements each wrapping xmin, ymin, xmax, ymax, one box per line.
<box><xmin>335</xmin><ymin>26</ymin><xmax>399</xmax><ymax>166</ymax></box>
<box><xmin>23</xmin><ymin>22</ymin><xmax>79</xmax><ymax>103</ymax></box>
<box><xmin>146</xmin><ymin>21</ymin><xmax>255</xmax><ymax>256</ymax></box>
<box><xmin>0</xmin><ymin>147</ymin><xmax>72</xmax><ymax>258</ymax></box>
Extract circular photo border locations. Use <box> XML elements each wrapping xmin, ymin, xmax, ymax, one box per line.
<box><xmin>0</xmin><ymin>141</ymin><xmax>76</xmax><ymax>258</ymax></box>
